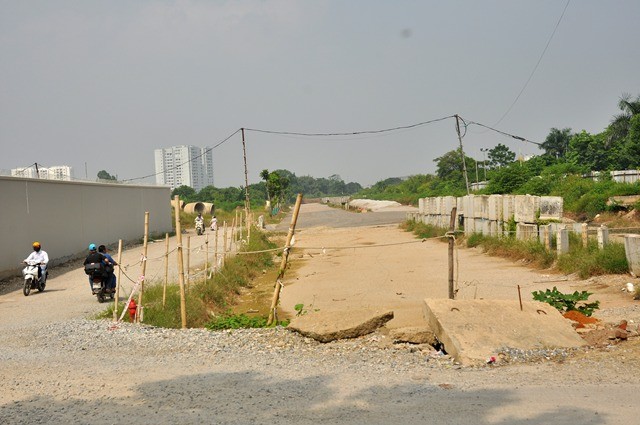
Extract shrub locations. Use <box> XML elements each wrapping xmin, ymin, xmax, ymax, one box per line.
<box><xmin>532</xmin><ymin>286</ymin><xmax>600</xmax><ymax>317</ymax></box>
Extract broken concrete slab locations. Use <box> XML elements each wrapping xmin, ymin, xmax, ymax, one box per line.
<box><xmin>287</xmin><ymin>309</ymin><xmax>394</xmax><ymax>343</ymax></box>
<box><xmin>389</xmin><ymin>326</ymin><xmax>436</xmax><ymax>345</ymax></box>
<box><xmin>423</xmin><ymin>299</ymin><xmax>586</xmax><ymax>366</ymax></box>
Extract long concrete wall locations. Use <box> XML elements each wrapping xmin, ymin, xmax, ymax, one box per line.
<box><xmin>0</xmin><ymin>176</ymin><xmax>172</xmax><ymax>278</ymax></box>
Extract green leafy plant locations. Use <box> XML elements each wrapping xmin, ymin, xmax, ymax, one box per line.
<box><xmin>531</xmin><ymin>286</ymin><xmax>600</xmax><ymax>317</ymax></box>
<box><xmin>206</xmin><ymin>313</ymin><xmax>289</xmax><ymax>330</ymax></box>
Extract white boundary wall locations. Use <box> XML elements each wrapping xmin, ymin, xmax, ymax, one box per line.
<box><xmin>0</xmin><ymin>176</ymin><xmax>172</xmax><ymax>278</ymax></box>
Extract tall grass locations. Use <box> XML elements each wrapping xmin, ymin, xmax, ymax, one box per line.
<box><xmin>402</xmin><ymin>220</ymin><xmax>628</xmax><ymax>278</ymax></box>
<box><xmin>103</xmin><ymin>227</ymin><xmax>279</xmax><ymax>328</ymax></box>
<box><xmin>400</xmin><ymin>220</ymin><xmax>448</xmax><ymax>240</ymax></box>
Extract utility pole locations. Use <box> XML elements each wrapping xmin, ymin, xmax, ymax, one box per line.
<box><xmin>241</xmin><ymin>128</ymin><xmax>250</xmax><ymax>223</ymax></box>
<box><xmin>480</xmin><ymin>147</ymin><xmax>489</xmax><ymax>181</ymax></box>
<box><xmin>455</xmin><ymin>115</ymin><xmax>470</xmax><ymax>195</ymax></box>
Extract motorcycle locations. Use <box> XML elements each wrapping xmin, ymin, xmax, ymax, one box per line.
<box><xmin>84</xmin><ymin>263</ymin><xmax>114</xmax><ymax>303</ymax></box>
<box><xmin>22</xmin><ymin>261</ymin><xmax>46</xmax><ymax>296</ymax></box>
<box><xmin>195</xmin><ymin>219</ymin><xmax>204</xmax><ymax>235</ymax></box>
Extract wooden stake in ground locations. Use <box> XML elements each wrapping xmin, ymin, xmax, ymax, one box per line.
<box><xmin>267</xmin><ymin>193</ymin><xmax>303</xmax><ymax>326</ymax></box>
<box><xmin>448</xmin><ymin>207</ymin><xmax>457</xmax><ymax>300</ymax></box>
<box><xmin>204</xmin><ymin>232</ymin><xmax>209</xmax><ymax>283</ymax></box>
<box><xmin>214</xmin><ymin>225</ymin><xmax>219</xmax><ymax>273</ymax></box>
<box><xmin>186</xmin><ymin>236</ymin><xmax>191</xmax><ymax>289</ymax></box>
<box><xmin>173</xmin><ymin>195</ymin><xmax>187</xmax><ymax>329</ymax></box>
<box><xmin>223</xmin><ymin>221</ymin><xmax>228</xmax><ymax>260</ymax></box>
<box><xmin>137</xmin><ymin>211</ymin><xmax>150</xmax><ymax>322</ymax></box>
<box><xmin>162</xmin><ymin>233</ymin><xmax>169</xmax><ymax>308</ymax></box>
<box><xmin>582</xmin><ymin>223</ymin><xmax>588</xmax><ymax>248</ymax></box>
<box><xmin>112</xmin><ymin>239</ymin><xmax>123</xmax><ymax>322</ymax></box>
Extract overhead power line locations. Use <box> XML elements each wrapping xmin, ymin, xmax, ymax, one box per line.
<box><xmin>243</xmin><ymin>115</ymin><xmax>456</xmax><ymax>137</ymax></box>
<box><xmin>121</xmin><ymin>128</ymin><xmax>241</xmax><ymax>183</ymax></box>
<box><xmin>491</xmin><ymin>0</ymin><xmax>571</xmax><ymax>127</ymax></box>
<box><xmin>464</xmin><ymin>119</ymin><xmax>541</xmax><ymax>146</ymax></box>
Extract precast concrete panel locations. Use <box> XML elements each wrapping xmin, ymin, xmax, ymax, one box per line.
<box><xmin>418</xmin><ymin>198</ymin><xmax>425</xmax><ymax>215</ymax></box>
<box><xmin>0</xmin><ymin>177</ymin><xmax>172</xmax><ymax>279</ymax></box>
<box><xmin>502</xmin><ymin>195</ymin><xmax>515</xmax><ymax>222</ymax></box>
<box><xmin>539</xmin><ymin>196</ymin><xmax>563</xmax><ymax>221</ymax></box>
<box><xmin>514</xmin><ymin>195</ymin><xmax>539</xmax><ymax>224</ymax></box>
<box><xmin>487</xmin><ymin>195</ymin><xmax>503</xmax><ymax>221</ymax></box>
<box><xmin>624</xmin><ymin>235</ymin><xmax>640</xmax><ymax>277</ymax></box>
<box><xmin>516</xmin><ymin>223</ymin><xmax>538</xmax><ymax>241</ymax></box>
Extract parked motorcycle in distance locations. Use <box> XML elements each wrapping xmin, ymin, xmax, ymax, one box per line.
<box><xmin>22</xmin><ymin>260</ymin><xmax>46</xmax><ymax>296</ymax></box>
<box><xmin>84</xmin><ymin>263</ymin><xmax>114</xmax><ymax>303</ymax></box>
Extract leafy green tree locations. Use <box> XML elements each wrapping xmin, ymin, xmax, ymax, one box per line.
<box><xmin>540</xmin><ymin>128</ymin><xmax>573</xmax><ymax>159</ymax></box>
<box><xmin>434</xmin><ymin>148</ymin><xmax>475</xmax><ymax>191</ymax></box>
<box><xmin>486</xmin><ymin>162</ymin><xmax>533</xmax><ymax>194</ymax></box>
<box><xmin>171</xmin><ymin>185</ymin><xmax>196</xmax><ymax>202</ymax></box>
<box><xmin>567</xmin><ymin>131</ymin><xmax>610</xmax><ymax>171</ymax></box>
<box><xmin>97</xmin><ymin>170</ymin><xmax>117</xmax><ymax>181</ymax></box>
<box><xmin>609</xmin><ymin>93</ymin><xmax>640</xmax><ymax>145</ymax></box>
<box><xmin>487</xmin><ymin>144</ymin><xmax>516</xmax><ymax>169</ymax></box>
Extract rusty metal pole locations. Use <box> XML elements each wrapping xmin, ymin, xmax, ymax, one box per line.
<box><xmin>267</xmin><ymin>194</ymin><xmax>303</xmax><ymax>326</ymax></box>
<box><xmin>448</xmin><ymin>207</ymin><xmax>457</xmax><ymax>299</ymax></box>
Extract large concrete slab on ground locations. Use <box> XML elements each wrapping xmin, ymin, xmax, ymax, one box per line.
<box><xmin>288</xmin><ymin>309</ymin><xmax>394</xmax><ymax>342</ymax></box>
<box><xmin>423</xmin><ymin>299</ymin><xmax>586</xmax><ymax>365</ymax></box>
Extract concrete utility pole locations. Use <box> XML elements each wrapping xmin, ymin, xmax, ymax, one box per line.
<box><xmin>455</xmin><ymin>115</ymin><xmax>471</xmax><ymax>195</ymax></box>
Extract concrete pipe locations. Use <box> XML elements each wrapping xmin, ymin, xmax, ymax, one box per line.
<box><xmin>170</xmin><ymin>199</ymin><xmax>186</xmax><ymax>210</ymax></box>
<box><xmin>183</xmin><ymin>202</ymin><xmax>215</xmax><ymax>215</ymax></box>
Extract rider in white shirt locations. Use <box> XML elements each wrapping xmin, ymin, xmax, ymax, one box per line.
<box><xmin>24</xmin><ymin>241</ymin><xmax>49</xmax><ymax>282</ymax></box>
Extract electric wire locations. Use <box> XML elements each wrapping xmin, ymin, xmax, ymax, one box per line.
<box><xmin>120</xmin><ymin>128</ymin><xmax>241</xmax><ymax>183</ymax></box>
<box><xmin>490</xmin><ymin>0</ymin><xmax>571</xmax><ymax>128</ymax></box>
<box><xmin>243</xmin><ymin>115</ymin><xmax>456</xmax><ymax>137</ymax></box>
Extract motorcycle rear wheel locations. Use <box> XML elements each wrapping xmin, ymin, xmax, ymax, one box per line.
<box><xmin>38</xmin><ymin>280</ymin><xmax>45</xmax><ymax>292</ymax></box>
<box><xmin>23</xmin><ymin>278</ymin><xmax>32</xmax><ymax>296</ymax></box>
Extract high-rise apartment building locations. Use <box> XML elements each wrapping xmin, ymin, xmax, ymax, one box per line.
<box><xmin>154</xmin><ymin>145</ymin><xmax>214</xmax><ymax>192</ymax></box>
<box><xmin>11</xmin><ymin>165</ymin><xmax>73</xmax><ymax>181</ymax></box>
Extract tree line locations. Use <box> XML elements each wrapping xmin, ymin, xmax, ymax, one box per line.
<box><xmin>171</xmin><ymin>170</ymin><xmax>363</xmax><ymax>211</ymax></box>
<box><xmin>358</xmin><ymin>93</ymin><xmax>640</xmax><ymax>219</ymax></box>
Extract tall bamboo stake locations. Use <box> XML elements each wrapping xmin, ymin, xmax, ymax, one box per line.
<box><xmin>137</xmin><ymin>212</ymin><xmax>149</xmax><ymax>322</ymax></box>
<box><xmin>173</xmin><ymin>195</ymin><xmax>187</xmax><ymax>329</ymax></box>
<box><xmin>267</xmin><ymin>193</ymin><xmax>303</xmax><ymax>326</ymax></box>
<box><xmin>448</xmin><ymin>207</ymin><xmax>457</xmax><ymax>299</ymax></box>
<box><xmin>113</xmin><ymin>239</ymin><xmax>123</xmax><ymax>322</ymax></box>
<box><xmin>214</xmin><ymin>225</ymin><xmax>219</xmax><ymax>273</ymax></box>
<box><xmin>162</xmin><ymin>233</ymin><xmax>169</xmax><ymax>307</ymax></box>
<box><xmin>205</xmin><ymin>232</ymin><xmax>209</xmax><ymax>283</ymax></box>
<box><xmin>186</xmin><ymin>236</ymin><xmax>191</xmax><ymax>289</ymax></box>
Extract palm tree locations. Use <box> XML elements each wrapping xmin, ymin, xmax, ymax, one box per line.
<box><xmin>540</xmin><ymin>128</ymin><xmax>572</xmax><ymax>159</ymax></box>
<box><xmin>609</xmin><ymin>93</ymin><xmax>640</xmax><ymax>145</ymax></box>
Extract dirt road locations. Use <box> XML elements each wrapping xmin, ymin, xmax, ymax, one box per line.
<box><xmin>1</xmin><ymin>204</ymin><xmax>640</xmax><ymax>424</ymax></box>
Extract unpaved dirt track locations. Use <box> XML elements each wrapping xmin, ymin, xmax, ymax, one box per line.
<box><xmin>1</xmin><ymin>204</ymin><xmax>640</xmax><ymax>424</ymax></box>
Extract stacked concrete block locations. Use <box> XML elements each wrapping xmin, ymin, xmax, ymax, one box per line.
<box><xmin>473</xmin><ymin>195</ymin><xmax>489</xmax><ymax>220</ymax></box>
<box><xmin>597</xmin><ymin>226</ymin><xmax>609</xmax><ymax>249</ymax></box>
<box><xmin>539</xmin><ymin>196</ymin><xmax>563</xmax><ymax>221</ymax></box>
<box><xmin>418</xmin><ymin>198</ymin><xmax>425</xmax><ymax>215</ymax></box>
<box><xmin>514</xmin><ymin>195</ymin><xmax>539</xmax><ymax>224</ymax></box>
<box><xmin>557</xmin><ymin>227</ymin><xmax>569</xmax><ymax>255</ymax></box>
<box><xmin>502</xmin><ymin>195</ymin><xmax>515</xmax><ymax>223</ymax></box>
<box><xmin>516</xmin><ymin>223</ymin><xmax>538</xmax><ymax>241</ymax></box>
<box><xmin>488</xmin><ymin>195</ymin><xmax>503</xmax><ymax>221</ymax></box>
<box><xmin>624</xmin><ymin>235</ymin><xmax>640</xmax><ymax>277</ymax></box>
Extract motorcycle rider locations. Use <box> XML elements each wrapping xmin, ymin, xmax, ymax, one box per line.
<box><xmin>83</xmin><ymin>243</ymin><xmax>111</xmax><ymax>292</ymax></box>
<box><xmin>23</xmin><ymin>241</ymin><xmax>49</xmax><ymax>283</ymax></box>
<box><xmin>195</xmin><ymin>212</ymin><xmax>205</xmax><ymax>233</ymax></box>
<box><xmin>98</xmin><ymin>245</ymin><xmax>117</xmax><ymax>291</ymax></box>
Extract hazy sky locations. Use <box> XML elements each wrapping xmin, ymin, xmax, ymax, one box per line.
<box><xmin>1</xmin><ymin>1</ymin><xmax>638</xmax><ymax>188</ymax></box>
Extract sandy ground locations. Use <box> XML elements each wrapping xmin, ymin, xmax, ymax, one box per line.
<box><xmin>2</xmin><ymin>203</ymin><xmax>640</xmax><ymax>424</ymax></box>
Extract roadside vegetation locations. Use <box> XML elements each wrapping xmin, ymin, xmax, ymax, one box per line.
<box><xmin>357</xmin><ymin>93</ymin><xmax>640</xmax><ymax>221</ymax></box>
<box><xmin>101</xmin><ymin>228</ymin><xmax>284</xmax><ymax>329</ymax></box>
